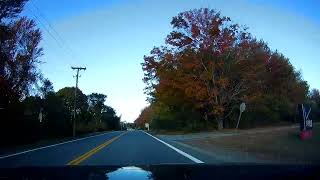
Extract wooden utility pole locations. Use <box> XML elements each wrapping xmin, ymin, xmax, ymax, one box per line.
<box><xmin>71</xmin><ymin>66</ymin><xmax>86</xmax><ymax>137</ymax></box>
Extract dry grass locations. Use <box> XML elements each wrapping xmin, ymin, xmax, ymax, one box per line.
<box><xmin>182</xmin><ymin>125</ymin><xmax>320</xmax><ymax>163</ymax></box>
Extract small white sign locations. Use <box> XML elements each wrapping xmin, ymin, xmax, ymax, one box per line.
<box><xmin>236</xmin><ymin>102</ymin><xmax>246</xmax><ymax>129</ymax></box>
<box><xmin>306</xmin><ymin>119</ymin><xmax>312</xmax><ymax>128</ymax></box>
<box><xmin>39</xmin><ymin>111</ymin><xmax>43</xmax><ymax>123</ymax></box>
<box><xmin>145</xmin><ymin>123</ymin><xmax>149</xmax><ymax>130</ymax></box>
<box><xmin>240</xmin><ymin>102</ymin><xmax>246</xmax><ymax>113</ymax></box>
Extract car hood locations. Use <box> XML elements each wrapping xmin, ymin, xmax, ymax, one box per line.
<box><xmin>0</xmin><ymin>164</ymin><xmax>319</xmax><ymax>180</ymax></box>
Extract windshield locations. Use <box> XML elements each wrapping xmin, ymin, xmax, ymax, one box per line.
<box><xmin>0</xmin><ymin>0</ymin><xmax>319</xmax><ymax>169</ymax></box>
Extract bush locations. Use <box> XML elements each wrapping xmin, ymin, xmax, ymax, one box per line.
<box><xmin>76</xmin><ymin>121</ymin><xmax>106</xmax><ymax>134</ymax></box>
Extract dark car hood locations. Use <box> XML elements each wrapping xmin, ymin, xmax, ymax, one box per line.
<box><xmin>0</xmin><ymin>164</ymin><xmax>319</xmax><ymax>180</ymax></box>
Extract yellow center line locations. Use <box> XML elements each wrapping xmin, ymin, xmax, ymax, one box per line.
<box><xmin>67</xmin><ymin>132</ymin><xmax>127</xmax><ymax>166</ymax></box>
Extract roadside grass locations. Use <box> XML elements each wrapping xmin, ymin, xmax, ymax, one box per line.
<box><xmin>182</xmin><ymin>124</ymin><xmax>320</xmax><ymax>163</ymax></box>
<box><xmin>152</xmin><ymin>129</ymin><xmax>189</xmax><ymax>135</ymax></box>
<box><xmin>151</xmin><ymin>125</ymin><xmax>220</xmax><ymax>135</ymax></box>
<box><xmin>152</xmin><ymin>121</ymin><xmax>297</xmax><ymax>135</ymax></box>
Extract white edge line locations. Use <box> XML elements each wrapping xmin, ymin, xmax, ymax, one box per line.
<box><xmin>0</xmin><ymin>131</ymin><xmax>121</xmax><ymax>159</ymax></box>
<box><xmin>142</xmin><ymin>131</ymin><xmax>204</xmax><ymax>164</ymax></box>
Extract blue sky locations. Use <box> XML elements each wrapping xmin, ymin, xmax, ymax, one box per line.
<box><xmin>23</xmin><ymin>0</ymin><xmax>320</xmax><ymax>122</ymax></box>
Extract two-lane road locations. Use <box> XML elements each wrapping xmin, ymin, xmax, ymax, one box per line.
<box><xmin>0</xmin><ymin>131</ymin><xmax>203</xmax><ymax>167</ymax></box>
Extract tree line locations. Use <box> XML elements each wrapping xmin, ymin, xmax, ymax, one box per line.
<box><xmin>0</xmin><ymin>0</ymin><xmax>120</xmax><ymax>146</ymax></box>
<box><xmin>135</xmin><ymin>8</ymin><xmax>320</xmax><ymax>130</ymax></box>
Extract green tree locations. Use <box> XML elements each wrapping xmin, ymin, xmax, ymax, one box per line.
<box><xmin>56</xmin><ymin>87</ymin><xmax>88</xmax><ymax>115</ymax></box>
<box><xmin>310</xmin><ymin>89</ymin><xmax>320</xmax><ymax>106</ymax></box>
<box><xmin>309</xmin><ymin>89</ymin><xmax>320</xmax><ymax>121</ymax></box>
<box><xmin>88</xmin><ymin>93</ymin><xmax>107</xmax><ymax>124</ymax></box>
<box><xmin>0</xmin><ymin>0</ymin><xmax>27</xmax><ymax>21</ymax></box>
<box><xmin>39</xmin><ymin>78</ymin><xmax>54</xmax><ymax>98</ymax></box>
<box><xmin>43</xmin><ymin>92</ymin><xmax>71</xmax><ymax>137</ymax></box>
<box><xmin>102</xmin><ymin>106</ymin><xmax>120</xmax><ymax>130</ymax></box>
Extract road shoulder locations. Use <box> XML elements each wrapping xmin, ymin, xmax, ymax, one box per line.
<box><xmin>154</xmin><ymin>124</ymin><xmax>318</xmax><ymax>164</ymax></box>
<box><xmin>156</xmin><ymin>134</ymin><xmax>272</xmax><ymax>164</ymax></box>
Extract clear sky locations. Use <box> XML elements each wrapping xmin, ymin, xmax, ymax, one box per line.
<box><xmin>23</xmin><ymin>0</ymin><xmax>320</xmax><ymax>122</ymax></box>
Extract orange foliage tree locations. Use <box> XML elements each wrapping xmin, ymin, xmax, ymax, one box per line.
<box><xmin>142</xmin><ymin>8</ymin><xmax>309</xmax><ymax>129</ymax></box>
<box><xmin>134</xmin><ymin>106</ymin><xmax>154</xmax><ymax>128</ymax></box>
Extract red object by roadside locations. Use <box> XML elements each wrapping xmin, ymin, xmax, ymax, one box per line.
<box><xmin>300</xmin><ymin>130</ymin><xmax>313</xmax><ymax>140</ymax></box>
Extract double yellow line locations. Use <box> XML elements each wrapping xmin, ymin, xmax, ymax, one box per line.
<box><xmin>67</xmin><ymin>132</ymin><xmax>127</xmax><ymax>165</ymax></box>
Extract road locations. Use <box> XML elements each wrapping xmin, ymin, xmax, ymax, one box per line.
<box><xmin>0</xmin><ymin>130</ymin><xmax>203</xmax><ymax>167</ymax></box>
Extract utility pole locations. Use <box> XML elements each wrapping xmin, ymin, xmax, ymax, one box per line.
<box><xmin>71</xmin><ymin>66</ymin><xmax>86</xmax><ymax>137</ymax></box>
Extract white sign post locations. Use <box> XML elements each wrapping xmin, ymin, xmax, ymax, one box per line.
<box><xmin>38</xmin><ymin>108</ymin><xmax>43</xmax><ymax>123</ymax></box>
<box><xmin>236</xmin><ymin>102</ymin><xmax>246</xmax><ymax>129</ymax></box>
<box><xmin>145</xmin><ymin>123</ymin><xmax>150</xmax><ymax>131</ymax></box>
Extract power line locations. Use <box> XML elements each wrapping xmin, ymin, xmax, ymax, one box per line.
<box><xmin>30</xmin><ymin>0</ymin><xmax>77</xmax><ymax>59</ymax></box>
<box><xmin>30</xmin><ymin>1</ymin><xmax>65</xmax><ymax>44</ymax></box>
<box><xmin>26</xmin><ymin>2</ymin><xmax>76</xmax><ymax>60</ymax></box>
<box><xmin>27</xmin><ymin>7</ymin><xmax>70</xmax><ymax>56</ymax></box>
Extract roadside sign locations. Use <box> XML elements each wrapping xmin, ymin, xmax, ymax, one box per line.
<box><xmin>38</xmin><ymin>112</ymin><xmax>43</xmax><ymax>123</ymax></box>
<box><xmin>145</xmin><ymin>123</ymin><xmax>149</xmax><ymax>131</ymax></box>
<box><xmin>236</xmin><ymin>102</ymin><xmax>246</xmax><ymax>129</ymax></box>
<box><xmin>39</xmin><ymin>108</ymin><xmax>43</xmax><ymax>123</ymax></box>
<box><xmin>240</xmin><ymin>103</ymin><xmax>246</xmax><ymax>113</ymax></box>
<box><xmin>299</xmin><ymin>104</ymin><xmax>312</xmax><ymax>131</ymax></box>
<box><xmin>298</xmin><ymin>104</ymin><xmax>313</xmax><ymax>140</ymax></box>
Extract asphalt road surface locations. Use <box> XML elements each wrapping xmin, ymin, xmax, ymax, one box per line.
<box><xmin>0</xmin><ymin>131</ymin><xmax>204</xmax><ymax>167</ymax></box>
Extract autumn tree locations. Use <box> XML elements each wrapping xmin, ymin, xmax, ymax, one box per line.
<box><xmin>1</xmin><ymin>17</ymin><xmax>43</xmax><ymax>102</ymax></box>
<box><xmin>135</xmin><ymin>106</ymin><xmax>153</xmax><ymax>128</ymax></box>
<box><xmin>142</xmin><ymin>8</ymin><xmax>309</xmax><ymax>129</ymax></box>
<box><xmin>0</xmin><ymin>0</ymin><xmax>45</xmax><ymax>144</ymax></box>
<box><xmin>143</xmin><ymin>9</ymin><xmax>253</xmax><ymax>129</ymax></box>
